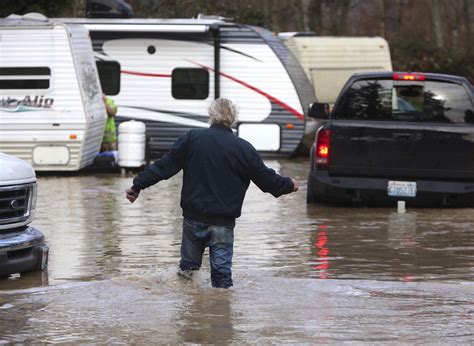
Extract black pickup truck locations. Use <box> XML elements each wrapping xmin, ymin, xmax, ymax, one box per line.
<box><xmin>307</xmin><ymin>72</ymin><xmax>474</xmax><ymax>206</ymax></box>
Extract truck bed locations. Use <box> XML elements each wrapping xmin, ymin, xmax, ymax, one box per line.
<box><xmin>329</xmin><ymin>121</ymin><xmax>474</xmax><ymax>180</ymax></box>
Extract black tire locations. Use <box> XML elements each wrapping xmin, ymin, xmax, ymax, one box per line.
<box><xmin>306</xmin><ymin>174</ymin><xmax>319</xmax><ymax>204</ymax></box>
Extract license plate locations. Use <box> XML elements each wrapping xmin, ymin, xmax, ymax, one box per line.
<box><xmin>387</xmin><ymin>181</ymin><xmax>417</xmax><ymax>197</ymax></box>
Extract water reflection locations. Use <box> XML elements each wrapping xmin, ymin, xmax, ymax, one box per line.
<box><xmin>178</xmin><ymin>290</ymin><xmax>235</xmax><ymax>344</ymax></box>
<box><xmin>387</xmin><ymin>212</ymin><xmax>418</xmax><ymax>248</ymax></box>
<box><xmin>387</xmin><ymin>212</ymin><xmax>418</xmax><ymax>282</ymax></box>
<box><xmin>306</xmin><ymin>206</ymin><xmax>474</xmax><ymax>282</ymax></box>
<box><xmin>313</xmin><ymin>229</ymin><xmax>330</xmax><ymax>279</ymax></box>
<box><xmin>80</xmin><ymin>180</ymin><xmax>123</xmax><ymax>278</ymax></box>
<box><xmin>0</xmin><ymin>270</ymin><xmax>49</xmax><ymax>291</ymax></box>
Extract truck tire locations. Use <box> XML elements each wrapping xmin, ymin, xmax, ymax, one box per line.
<box><xmin>306</xmin><ymin>174</ymin><xmax>319</xmax><ymax>204</ymax></box>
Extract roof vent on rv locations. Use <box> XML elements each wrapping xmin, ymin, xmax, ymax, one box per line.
<box><xmin>22</xmin><ymin>13</ymin><xmax>49</xmax><ymax>21</ymax></box>
<box><xmin>86</xmin><ymin>0</ymin><xmax>133</xmax><ymax>18</ymax></box>
<box><xmin>196</xmin><ymin>14</ymin><xmax>231</xmax><ymax>21</ymax></box>
<box><xmin>6</xmin><ymin>12</ymin><xmax>49</xmax><ymax>22</ymax></box>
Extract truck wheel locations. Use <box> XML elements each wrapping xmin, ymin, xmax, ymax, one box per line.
<box><xmin>306</xmin><ymin>175</ymin><xmax>319</xmax><ymax>204</ymax></box>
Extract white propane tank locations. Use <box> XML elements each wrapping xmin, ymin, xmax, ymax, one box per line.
<box><xmin>118</xmin><ymin>120</ymin><xmax>146</xmax><ymax>167</ymax></box>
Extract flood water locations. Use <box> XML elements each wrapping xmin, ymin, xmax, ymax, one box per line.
<box><xmin>1</xmin><ymin>159</ymin><xmax>473</xmax><ymax>343</ymax></box>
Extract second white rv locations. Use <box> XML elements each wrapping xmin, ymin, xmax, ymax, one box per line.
<box><xmin>0</xmin><ymin>14</ymin><xmax>107</xmax><ymax>171</ymax></box>
<box><xmin>281</xmin><ymin>35</ymin><xmax>393</xmax><ymax>106</ymax></box>
<box><xmin>63</xmin><ymin>17</ymin><xmax>315</xmax><ymax>158</ymax></box>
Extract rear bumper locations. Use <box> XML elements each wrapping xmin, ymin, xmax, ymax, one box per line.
<box><xmin>0</xmin><ymin>226</ymin><xmax>49</xmax><ymax>277</ymax></box>
<box><xmin>308</xmin><ymin>170</ymin><xmax>474</xmax><ymax>206</ymax></box>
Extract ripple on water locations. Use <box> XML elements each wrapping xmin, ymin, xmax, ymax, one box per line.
<box><xmin>1</xmin><ymin>272</ymin><xmax>473</xmax><ymax>343</ymax></box>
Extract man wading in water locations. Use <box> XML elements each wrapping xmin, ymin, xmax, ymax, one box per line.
<box><xmin>125</xmin><ymin>98</ymin><xmax>299</xmax><ymax>288</ymax></box>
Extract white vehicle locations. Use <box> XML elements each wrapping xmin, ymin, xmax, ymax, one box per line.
<box><xmin>0</xmin><ymin>153</ymin><xmax>48</xmax><ymax>277</ymax></box>
<box><xmin>281</xmin><ymin>34</ymin><xmax>392</xmax><ymax>107</ymax></box>
<box><xmin>0</xmin><ymin>14</ymin><xmax>107</xmax><ymax>171</ymax></box>
<box><xmin>62</xmin><ymin>17</ymin><xmax>315</xmax><ymax>157</ymax></box>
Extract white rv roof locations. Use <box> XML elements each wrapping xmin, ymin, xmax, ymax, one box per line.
<box><xmin>57</xmin><ymin>17</ymin><xmax>238</xmax><ymax>33</ymax></box>
<box><xmin>1</xmin><ymin>14</ymin><xmax>232</xmax><ymax>30</ymax></box>
<box><xmin>287</xmin><ymin>35</ymin><xmax>388</xmax><ymax>43</ymax></box>
<box><xmin>59</xmin><ymin>17</ymin><xmax>229</xmax><ymax>26</ymax></box>
<box><xmin>82</xmin><ymin>23</ymin><xmax>209</xmax><ymax>33</ymax></box>
<box><xmin>58</xmin><ymin>18</ymin><xmax>241</xmax><ymax>33</ymax></box>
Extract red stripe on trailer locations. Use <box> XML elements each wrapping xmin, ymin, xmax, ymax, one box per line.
<box><xmin>121</xmin><ymin>70</ymin><xmax>171</xmax><ymax>78</ymax></box>
<box><xmin>186</xmin><ymin>60</ymin><xmax>305</xmax><ymax>122</ymax></box>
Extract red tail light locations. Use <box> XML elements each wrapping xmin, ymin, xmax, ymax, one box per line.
<box><xmin>315</xmin><ymin>129</ymin><xmax>330</xmax><ymax>168</ymax></box>
<box><xmin>393</xmin><ymin>72</ymin><xmax>426</xmax><ymax>81</ymax></box>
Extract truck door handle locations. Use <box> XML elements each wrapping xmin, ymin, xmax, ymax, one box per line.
<box><xmin>393</xmin><ymin>133</ymin><xmax>411</xmax><ymax>139</ymax></box>
<box><xmin>392</xmin><ymin>133</ymin><xmax>423</xmax><ymax>140</ymax></box>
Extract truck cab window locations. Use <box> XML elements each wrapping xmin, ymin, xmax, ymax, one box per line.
<box><xmin>423</xmin><ymin>82</ymin><xmax>473</xmax><ymax>123</ymax></box>
<box><xmin>172</xmin><ymin>68</ymin><xmax>209</xmax><ymax>100</ymax></box>
<box><xmin>334</xmin><ymin>79</ymin><xmax>473</xmax><ymax>123</ymax></box>
<box><xmin>334</xmin><ymin>80</ymin><xmax>393</xmax><ymax>120</ymax></box>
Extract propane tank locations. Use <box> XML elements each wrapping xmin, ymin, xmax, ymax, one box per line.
<box><xmin>118</xmin><ymin>120</ymin><xmax>146</xmax><ymax>167</ymax></box>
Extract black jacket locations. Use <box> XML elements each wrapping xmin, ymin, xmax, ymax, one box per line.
<box><xmin>132</xmin><ymin>124</ymin><xmax>294</xmax><ymax>226</ymax></box>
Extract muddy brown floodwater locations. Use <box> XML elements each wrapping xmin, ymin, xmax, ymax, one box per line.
<box><xmin>0</xmin><ymin>159</ymin><xmax>473</xmax><ymax>343</ymax></box>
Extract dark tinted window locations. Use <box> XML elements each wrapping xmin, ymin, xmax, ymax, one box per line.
<box><xmin>96</xmin><ymin>61</ymin><xmax>121</xmax><ymax>95</ymax></box>
<box><xmin>0</xmin><ymin>67</ymin><xmax>50</xmax><ymax>76</ymax></box>
<box><xmin>333</xmin><ymin>79</ymin><xmax>474</xmax><ymax>123</ymax></box>
<box><xmin>0</xmin><ymin>67</ymin><xmax>50</xmax><ymax>89</ymax></box>
<box><xmin>172</xmin><ymin>68</ymin><xmax>209</xmax><ymax>100</ymax></box>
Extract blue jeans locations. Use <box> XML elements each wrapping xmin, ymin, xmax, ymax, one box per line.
<box><xmin>179</xmin><ymin>218</ymin><xmax>234</xmax><ymax>288</ymax></box>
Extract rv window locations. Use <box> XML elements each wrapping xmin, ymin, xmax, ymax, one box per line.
<box><xmin>96</xmin><ymin>61</ymin><xmax>121</xmax><ymax>95</ymax></box>
<box><xmin>0</xmin><ymin>67</ymin><xmax>50</xmax><ymax>90</ymax></box>
<box><xmin>172</xmin><ymin>68</ymin><xmax>209</xmax><ymax>100</ymax></box>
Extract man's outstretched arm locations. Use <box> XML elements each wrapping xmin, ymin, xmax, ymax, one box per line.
<box><xmin>249</xmin><ymin>152</ymin><xmax>298</xmax><ymax>197</ymax></box>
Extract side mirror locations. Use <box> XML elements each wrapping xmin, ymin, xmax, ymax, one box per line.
<box><xmin>308</xmin><ymin>102</ymin><xmax>330</xmax><ymax>119</ymax></box>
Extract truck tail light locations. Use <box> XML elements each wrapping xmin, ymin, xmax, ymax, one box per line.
<box><xmin>393</xmin><ymin>72</ymin><xmax>426</xmax><ymax>81</ymax></box>
<box><xmin>315</xmin><ymin>129</ymin><xmax>330</xmax><ymax>168</ymax></box>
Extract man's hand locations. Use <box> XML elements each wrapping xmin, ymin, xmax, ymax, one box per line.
<box><xmin>292</xmin><ymin>179</ymin><xmax>299</xmax><ymax>192</ymax></box>
<box><xmin>125</xmin><ymin>188</ymin><xmax>140</xmax><ymax>203</ymax></box>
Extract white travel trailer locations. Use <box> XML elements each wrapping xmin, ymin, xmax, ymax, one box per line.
<box><xmin>0</xmin><ymin>14</ymin><xmax>107</xmax><ymax>171</ymax></box>
<box><xmin>62</xmin><ymin>17</ymin><xmax>315</xmax><ymax>158</ymax></box>
<box><xmin>281</xmin><ymin>35</ymin><xmax>392</xmax><ymax>107</ymax></box>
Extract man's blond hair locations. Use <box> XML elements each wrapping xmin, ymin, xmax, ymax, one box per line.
<box><xmin>208</xmin><ymin>98</ymin><xmax>238</xmax><ymax>127</ymax></box>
